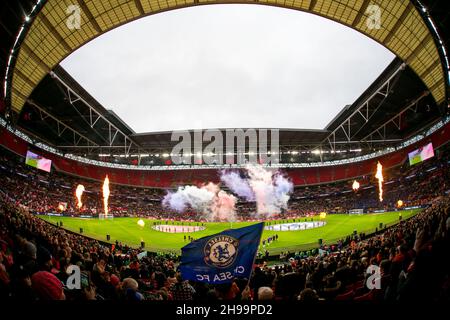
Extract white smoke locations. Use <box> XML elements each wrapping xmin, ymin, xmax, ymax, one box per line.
<box><xmin>163</xmin><ymin>165</ymin><xmax>293</xmax><ymax>221</ymax></box>
<box><xmin>162</xmin><ymin>182</ymin><xmax>236</xmax><ymax>222</ymax></box>
<box><xmin>221</xmin><ymin>164</ymin><xmax>293</xmax><ymax>218</ymax></box>
<box><xmin>162</xmin><ymin>185</ymin><xmax>214</xmax><ymax>212</ymax></box>
<box><xmin>219</xmin><ymin>171</ymin><xmax>254</xmax><ymax>201</ymax></box>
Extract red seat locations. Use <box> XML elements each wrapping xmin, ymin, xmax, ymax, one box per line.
<box><xmin>353</xmin><ymin>286</ymin><xmax>367</xmax><ymax>297</ymax></box>
<box><xmin>335</xmin><ymin>290</ymin><xmax>354</xmax><ymax>301</ymax></box>
<box><xmin>354</xmin><ymin>290</ymin><xmax>374</xmax><ymax>301</ymax></box>
<box><xmin>347</xmin><ymin>279</ymin><xmax>364</xmax><ymax>291</ymax></box>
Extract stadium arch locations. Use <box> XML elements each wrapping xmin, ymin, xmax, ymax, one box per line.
<box><xmin>3</xmin><ymin>0</ymin><xmax>449</xmax><ymax>121</ymax></box>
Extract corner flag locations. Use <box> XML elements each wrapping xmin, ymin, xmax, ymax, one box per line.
<box><xmin>180</xmin><ymin>223</ymin><xmax>264</xmax><ymax>284</ymax></box>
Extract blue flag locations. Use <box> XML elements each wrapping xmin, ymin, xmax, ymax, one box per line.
<box><xmin>180</xmin><ymin>223</ymin><xmax>264</xmax><ymax>284</ymax></box>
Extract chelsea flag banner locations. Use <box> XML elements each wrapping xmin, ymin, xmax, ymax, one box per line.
<box><xmin>180</xmin><ymin>223</ymin><xmax>264</xmax><ymax>284</ymax></box>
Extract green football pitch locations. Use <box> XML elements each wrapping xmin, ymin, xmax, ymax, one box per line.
<box><xmin>38</xmin><ymin>209</ymin><xmax>419</xmax><ymax>255</ymax></box>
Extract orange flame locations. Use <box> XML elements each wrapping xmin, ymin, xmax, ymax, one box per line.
<box><xmin>352</xmin><ymin>180</ymin><xmax>360</xmax><ymax>191</ymax></box>
<box><xmin>102</xmin><ymin>175</ymin><xmax>110</xmax><ymax>216</ymax></box>
<box><xmin>375</xmin><ymin>162</ymin><xmax>384</xmax><ymax>202</ymax></box>
<box><xmin>397</xmin><ymin>200</ymin><xmax>403</xmax><ymax>207</ymax></box>
<box><xmin>75</xmin><ymin>184</ymin><xmax>85</xmax><ymax>209</ymax></box>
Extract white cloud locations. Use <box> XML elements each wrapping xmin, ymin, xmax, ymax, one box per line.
<box><xmin>61</xmin><ymin>4</ymin><xmax>395</xmax><ymax>133</ymax></box>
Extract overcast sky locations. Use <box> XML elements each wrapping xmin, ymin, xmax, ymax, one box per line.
<box><xmin>61</xmin><ymin>4</ymin><xmax>395</xmax><ymax>133</ymax></box>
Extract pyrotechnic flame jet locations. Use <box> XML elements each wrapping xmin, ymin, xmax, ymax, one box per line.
<box><xmin>375</xmin><ymin>162</ymin><xmax>384</xmax><ymax>202</ymax></box>
<box><xmin>352</xmin><ymin>180</ymin><xmax>360</xmax><ymax>191</ymax></box>
<box><xmin>103</xmin><ymin>176</ymin><xmax>110</xmax><ymax>216</ymax></box>
<box><xmin>75</xmin><ymin>184</ymin><xmax>85</xmax><ymax>209</ymax></box>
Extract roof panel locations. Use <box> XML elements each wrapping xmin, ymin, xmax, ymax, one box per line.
<box><xmin>11</xmin><ymin>93</ymin><xmax>26</xmax><ymax>113</ymax></box>
<box><xmin>14</xmin><ymin>73</ymin><xmax>34</xmax><ymax>97</ymax></box>
<box><xmin>15</xmin><ymin>54</ymin><xmax>41</xmax><ymax>85</ymax></box>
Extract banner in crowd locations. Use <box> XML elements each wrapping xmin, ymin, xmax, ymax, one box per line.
<box><xmin>180</xmin><ymin>223</ymin><xmax>264</xmax><ymax>284</ymax></box>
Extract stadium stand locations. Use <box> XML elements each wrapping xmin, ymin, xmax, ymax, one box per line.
<box><xmin>0</xmin><ymin>144</ymin><xmax>450</xmax><ymax>219</ymax></box>
<box><xmin>0</xmin><ymin>174</ymin><xmax>448</xmax><ymax>301</ymax></box>
<box><xmin>1</xmin><ymin>0</ymin><xmax>449</xmax><ymax>304</ymax></box>
<box><xmin>1</xmin><ymin>144</ymin><xmax>449</xmax><ymax>220</ymax></box>
<box><xmin>1</xmin><ymin>120</ymin><xmax>450</xmax><ymax>188</ymax></box>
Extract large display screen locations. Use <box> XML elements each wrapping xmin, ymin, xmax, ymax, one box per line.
<box><xmin>25</xmin><ymin>150</ymin><xmax>52</xmax><ymax>172</ymax></box>
<box><xmin>408</xmin><ymin>142</ymin><xmax>434</xmax><ymax>166</ymax></box>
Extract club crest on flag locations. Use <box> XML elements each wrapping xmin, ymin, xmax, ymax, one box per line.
<box><xmin>204</xmin><ymin>235</ymin><xmax>239</xmax><ymax>268</ymax></box>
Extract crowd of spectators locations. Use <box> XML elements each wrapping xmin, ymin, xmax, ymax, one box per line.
<box><xmin>288</xmin><ymin>149</ymin><xmax>450</xmax><ymax>215</ymax></box>
<box><xmin>0</xmin><ymin>183</ymin><xmax>449</xmax><ymax>301</ymax></box>
<box><xmin>1</xmin><ymin>145</ymin><xmax>449</xmax><ymax>221</ymax></box>
<box><xmin>0</xmin><ymin>145</ymin><xmax>449</xmax><ymax>301</ymax></box>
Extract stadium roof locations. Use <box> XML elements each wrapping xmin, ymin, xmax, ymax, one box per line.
<box><xmin>5</xmin><ymin>0</ymin><xmax>448</xmax><ymax>117</ymax></box>
<box><xmin>0</xmin><ymin>0</ymin><xmax>449</xmax><ymax>166</ymax></box>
